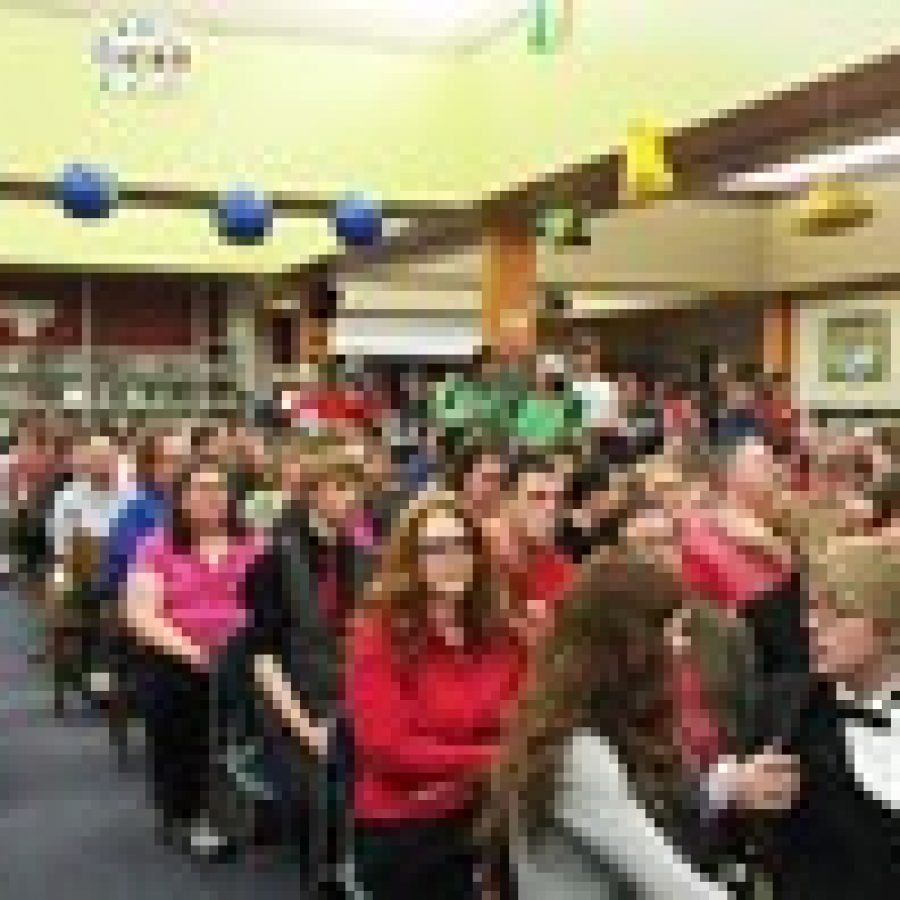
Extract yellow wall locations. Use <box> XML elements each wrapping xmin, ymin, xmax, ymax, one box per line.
<box><xmin>770</xmin><ymin>177</ymin><xmax>900</xmax><ymax>287</ymax></box>
<box><xmin>540</xmin><ymin>198</ymin><xmax>769</xmax><ymax>291</ymax></box>
<box><xmin>0</xmin><ymin>200</ymin><xmax>334</xmax><ymax>273</ymax></box>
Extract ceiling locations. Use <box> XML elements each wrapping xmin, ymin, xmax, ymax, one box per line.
<box><xmin>1</xmin><ymin>1</ymin><xmax>900</xmax><ymax>271</ymax></box>
<box><xmin>3</xmin><ymin>0</ymin><xmax>530</xmax><ymax>48</ymax></box>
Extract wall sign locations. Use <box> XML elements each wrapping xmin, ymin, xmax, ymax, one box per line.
<box><xmin>0</xmin><ymin>296</ymin><xmax>58</xmax><ymax>340</ymax></box>
<box><xmin>822</xmin><ymin>311</ymin><xmax>891</xmax><ymax>384</ymax></box>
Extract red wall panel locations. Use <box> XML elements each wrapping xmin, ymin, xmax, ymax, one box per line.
<box><xmin>0</xmin><ymin>272</ymin><xmax>221</xmax><ymax>351</ymax></box>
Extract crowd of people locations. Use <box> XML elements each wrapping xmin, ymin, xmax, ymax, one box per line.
<box><xmin>2</xmin><ymin>345</ymin><xmax>898</xmax><ymax>900</ymax></box>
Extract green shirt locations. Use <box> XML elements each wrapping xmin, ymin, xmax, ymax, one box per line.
<box><xmin>512</xmin><ymin>389</ymin><xmax>584</xmax><ymax>448</ymax></box>
<box><xmin>431</xmin><ymin>367</ymin><xmax>534</xmax><ymax>443</ymax></box>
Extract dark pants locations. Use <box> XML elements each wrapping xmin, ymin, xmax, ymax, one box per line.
<box><xmin>140</xmin><ymin>655</ymin><xmax>212</xmax><ymax>825</ymax></box>
<box><xmin>258</xmin><ymin>714</ymin><xmax>351</xmax><ymax>884</ymax></box>
<box><xmin>355</xmin><ymin>813</ymin><xmax>480</xmax><ymax>900</ymax></box>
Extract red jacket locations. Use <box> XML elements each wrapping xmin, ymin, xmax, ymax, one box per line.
<box><xmin>346</xmin><ymin>613</ymin><xmax>527</xmax><ymax>823</ymax></box>
<box><xmin>507</xmin><ymin>543</ymin><xmax>578</xmax><ymax>634</ymax></box>
<box><xmin>678</xmin><ymin>512</ymin><xmax>787</xmax><ymax>616</ymax></box>
<box><xmin>672</xmin><ymin>658</ymin><xmax>725</xmax><ymax>772</ymax></box>
<box><xmin>281</xmin><ymin>385</ymin><xmax>386</xmax><ymax>428</ymax></box>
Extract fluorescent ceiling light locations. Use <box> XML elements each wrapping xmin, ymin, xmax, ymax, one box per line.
<box><xmin>723</xmin><ymin>132</ymin><xmax>900</xmax><ymax>191</ymax></box>
<box><xmin>23</xmin><ymin>1</ymin><xmax>531</xmax><ymax>47</ymax></box>
<box><xmin>333</xmin><ymin>316</ymin><xmax>480</xmax><ymax>357</ymax></box>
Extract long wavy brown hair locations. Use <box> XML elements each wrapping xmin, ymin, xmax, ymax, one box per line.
<box><xmin>366</xmin><ymin>489</ymin><xmax>514</xmax><ymax>657</ymax></box>
<box><xmin>488</xmin><ymin>548</ymin><xmax>686</xmax><ymax>843</ymax></box>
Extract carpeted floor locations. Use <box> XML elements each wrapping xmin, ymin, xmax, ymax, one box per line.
<box><xmin>0</xmin><ymin>584</ymin><xmax>315</xmax><ymax>899</ymax></box>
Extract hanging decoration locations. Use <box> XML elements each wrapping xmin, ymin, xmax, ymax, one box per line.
<box><xmin>527</xmin><ymin>0</ymin><xmax>574</xmax><ymax>55</ymax></box>
<box><xmin>535</xmin><ymin>207</ymin><xmax>590</xmax><ymax>247</ymax></box>
<box><xmin>333</xmin><ymin>193</ymin><xmax>383</xmax><ymax>248</ymax></box>
<box><xmin>621</xmin><ymin>118</ymin><xmax>674</xmax><ymax>206</ymax></box>
<box><xmin>215</xmin><ymin>188</ymin><xmax>274</xmax><ymax>245</ymax></box>
<box><xmin>92</xmin><ymin>12</ymin><xmax>192</xmax><ymax>93</ymax></box>
<box><xmin>56</xmin><ymin>163</ymin><xmax>118</xmax><ymax>220</ymax></box>
<box><xmin>787</xmin><ymin>75</ymin><xmax>875</xmax><ymax>237</ymax></box>
<box><xmin>786</xmin><ymin>176</ymin><xmax>873</xmax><ymax>236</ymax></box>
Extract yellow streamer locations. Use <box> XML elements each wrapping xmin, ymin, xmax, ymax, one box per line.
<box><xmin>785</xmin><ymin>177</ymin><xmax>873</xmax><ymax>235</ymax></box>
<box><xmin>621</xmin><ymin>118</ymin><xmax>674</xmax><ymax>206</ymax></box>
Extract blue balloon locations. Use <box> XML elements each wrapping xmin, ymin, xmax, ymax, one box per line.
<box><xmin>215</xmin><ymin>187</ymin><xmax>274</xmax><ymax>245</ymax></box>
<box><xmin>333</xmin><ymin>193</ymin><xmax>382</xmax><ymax>247</ymax></box>
<box><xmin>56</xmin><ymin>163</ymin><xmax>117</xmax><ymax>220</ymax></box>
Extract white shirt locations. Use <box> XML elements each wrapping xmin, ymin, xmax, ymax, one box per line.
<box><xmin>517</xmin><ymin>730</ymin><xmax>729</xmax><ymax>900</ymax></box>
<box><xmin>572</xmin><ymin>377</ymin><xmax>619</xmax><ymax>426</ymax></box>
<box><xmin>706</xmin><ymin>676</ymin><xmax>900</xmax><ymax>817</ymax></box>
<box><xmin>50</xmin><ymin>477</ymin><xmax>127</xmax><ymax>560</ymax></box>
<box><xmin>838</xmin><ymin>675</ymin><xmax>899</xmax><ymax>812</ymax></box>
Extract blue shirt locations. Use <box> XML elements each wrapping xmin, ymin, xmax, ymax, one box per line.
<box><xmin>401</xmin><ymin>450</ymin><xmax>437</xmax><ymax>495</ymax></box>
<box><xmin>98</xmin><ymin>483</ymin><xmax>169</xmax><ymax>597</ymax></box>
<box><xmin>712</xmin><ymin>408</ymin><xmax>763</xmax><ymax>449</ymax></box>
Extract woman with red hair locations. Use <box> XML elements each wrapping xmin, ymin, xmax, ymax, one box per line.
<box><xmin>346</xmin><ymin>490</ymin><xmax>526</xmax><ymax>900</ymax></box>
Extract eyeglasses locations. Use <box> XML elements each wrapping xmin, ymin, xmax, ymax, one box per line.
<box><xmin>419</xmin><ymin>537</ymin><xmax>472</xmax><ymax>558</ymax></box>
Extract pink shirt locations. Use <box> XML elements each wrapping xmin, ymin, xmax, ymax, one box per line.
<box><xmin>679</xmin><ymin>511</ymin><xmax>786</xmax><ymax>615</ymax></box>
<box><xmin>672</xmin><ymin>659</ymin><xmax>726</xmax><ymax>772</ymax></box>
<box><xmin>137</xmin><ymin>529</ymin><xmax>262</xmax><ymax>652</ymax></box>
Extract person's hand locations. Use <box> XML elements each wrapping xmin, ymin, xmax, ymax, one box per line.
<box><xmin>665</xmin><ymin>608</ymin><xmax>692</xmax><ymax>658</ymax></box>
<box><xmin>571</xmin><ymin>507</ymin><xmax>592</xmax><ymax>531</ymax></box>
<box><xmin>726</xmin><ymin>745</ymin><xmax>801</xmax><ymax>813</ymax></box>
<box><xmin>305</xmin><ymin>723</ymin><xmax>330</xmax><ymax>759</ymax></box>
<box><xmin>186</xmin><ymin>644</ymin><xmax>211</xmax><ymax>671</ymax></box>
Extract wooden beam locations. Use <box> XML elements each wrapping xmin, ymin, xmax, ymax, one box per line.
<box><xmin>0</xmin><ymin>177</ymin><xmax>461</xmax><ymax>220</ymax></box>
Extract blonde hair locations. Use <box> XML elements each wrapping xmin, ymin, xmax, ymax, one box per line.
<box><xmin>810</xmin><ymin>535</ymin><xmax>900</xmax><ymax>628</ymax></box>
<box><xmin>637</xmin><ymin>457</ymin><xmax>683</xmax><ymax>498</ymax></box>
<box><xmin>279</xmin><ymin>433</ymin><xmax>367</xmax><ymax>488</ymax></box>
<box><xmin>783</xmin><ymin>492</ymin><xmax>863</xmax><ymax>558</ymax></box>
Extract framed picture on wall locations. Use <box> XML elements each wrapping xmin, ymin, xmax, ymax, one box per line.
<box><xmin>822</xmin><ymin>311</ymin><xmax>891</xmax><ymax>384</ymax></box>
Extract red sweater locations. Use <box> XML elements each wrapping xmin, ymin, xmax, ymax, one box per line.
<box><xmin>507</xmin><ymin>543</ymin><xmax>578</xmax><ymax>633</ymax></box>
<box><xmin>347</xmin><ymin>614</ymin><xmax>527</xmax><ymax>823</ymax></box>
<box><xmin>281</xmin><ymin>385</ymin><xmax>385</xmax><ymax>428</ymax></box>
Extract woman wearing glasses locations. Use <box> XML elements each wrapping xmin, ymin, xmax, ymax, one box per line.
<box><xmin>346</xmin><ymin>490</ymin><xmax>526</xmax><ymax>900</ymax></box>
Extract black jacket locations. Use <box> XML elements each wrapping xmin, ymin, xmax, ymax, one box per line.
<box><xmin>713</xmin><ymin>573</ymin><xmax>896</xmax><ymax>899</ymax></box>
<box><xmin>239</xmin><ymin>506</ymin><xmax>372</xmax><ymax>877</ymax></box>
<box><xmin>243</xmin><ymin>506</ymin><xmax>372</xmax><ymax>723</ymax></box>
<box><xmin>741</xmin><ymin>676</ymin><xmax>899</xmax><ymax>899</ymax></box>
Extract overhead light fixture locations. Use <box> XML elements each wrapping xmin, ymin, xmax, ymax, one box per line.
<box><xmin>64</xmin><ymin>1</ymin><xmax>531</xmax><ymax>47</ymax></box>
<box><xmin>722</xmin><ymin>131</ymin><xmax>900</xmax><ymax>192</ymax></box>
<box><xmin>782</xmin><ymin>176</ymin><xmax>874</xmax><ymax>236</ymax></box>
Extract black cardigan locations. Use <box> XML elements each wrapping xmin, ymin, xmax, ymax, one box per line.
<box><xmin>700</xmin><ymin>572</ymin><xmax>898</xmax><ymax>899</ymax></box>
<box><xmin>242</xmin><ymin>507</ymin><xmax>372</xmax><ymax>723</ymax></box>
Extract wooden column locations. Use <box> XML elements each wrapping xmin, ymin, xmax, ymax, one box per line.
<box><xmin>762</xmin><ymin>294</ymin><xmax>793</xmax><ymax>379</ymax></box>
<box><xmin>296</xmin><ymin>275</ymin><xmax>335</xmax><ymax>368</ymax></box>
<box><xmin>293</xmin><ymin>311</ymin><xmax>329</xmax><ymax>367</ymax></box>
<box><xmin>482</xmin><ymin>210</ymin><xmax>538</xmax><ymax>355</ymax></box>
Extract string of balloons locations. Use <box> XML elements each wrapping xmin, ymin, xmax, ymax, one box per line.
<box><xmin>55</xmin><ymin>163</ymin><xmax>383</xmax><ymax>247</ymax></box>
